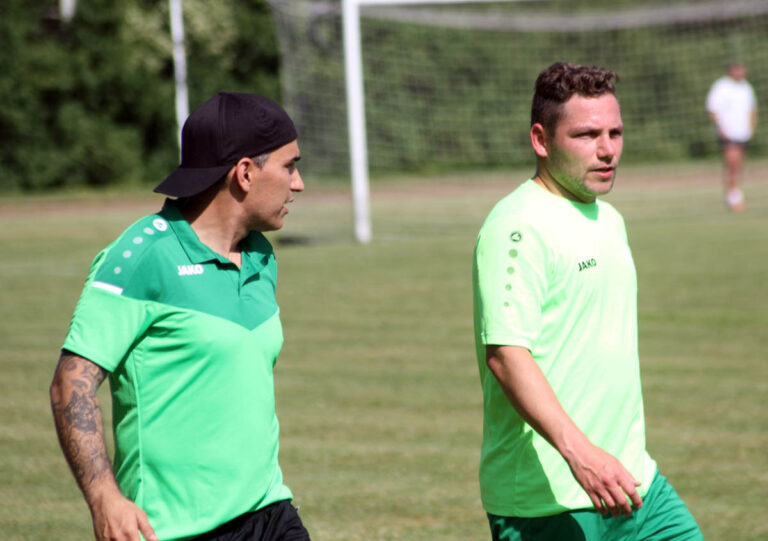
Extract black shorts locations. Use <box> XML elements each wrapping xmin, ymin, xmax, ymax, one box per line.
<box><xmin>195</xmin><ymin>500</ymin><xmax>310</xmax><ymax>541</ymax></box>
<box><xmin>718</xmin><ymin>137</ymin><xmax>749</xmax><ymax>150</ymax></box>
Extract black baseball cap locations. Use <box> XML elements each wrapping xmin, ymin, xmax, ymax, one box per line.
<box><xmin>154</xmin><ymin>92</ymin><xmax>298</xmax><ymax>197</ymax></box>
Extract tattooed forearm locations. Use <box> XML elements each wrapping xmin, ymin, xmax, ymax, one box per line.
<box><xmin>65</xmin><ymin>390</ymin><xmax>100</xmax><ymax>431</ymax></box>
<box><xmin>51</xmin><ymin>351</ymin><xmax>115</xmax><ymax>497</ymax></box>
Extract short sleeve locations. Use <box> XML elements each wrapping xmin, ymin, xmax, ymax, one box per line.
<box><xmin>474</xmin><ymin>216</ymin><xmax>549</xmax><ymax>350</ymax></box>
<box><xmin>62</xmin><ymin>256</ymin><xmax>152</xmax><ymax>372</ymax></box>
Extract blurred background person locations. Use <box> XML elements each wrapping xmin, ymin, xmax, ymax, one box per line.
<box><xmin>706</xmin><ymin>61</ymin><xmax>757</xmax><ymax>212</ymax></box>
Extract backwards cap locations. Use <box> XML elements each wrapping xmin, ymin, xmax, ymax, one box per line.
<box><xmin>154</xmin><ymin>92</ymin><xmax>297</xmax><ymax>197</ymax></box>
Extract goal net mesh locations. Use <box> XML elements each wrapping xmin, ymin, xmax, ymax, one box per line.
<box><xmin>270</xmin><ymin>0</ymin><xmax>768</xmax><ymax>176</ymax></box>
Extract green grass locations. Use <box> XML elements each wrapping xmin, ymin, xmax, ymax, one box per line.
<box><xmin>1</xmin><ymin>162</ymin><xmax>766</xmax><ymax>539</ymax></box>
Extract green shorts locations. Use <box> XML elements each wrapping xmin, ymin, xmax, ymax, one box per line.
<box><xmin>487</xmin><ymin>471</ymin><xmax>703</xmax><ymax>541</ymax></box>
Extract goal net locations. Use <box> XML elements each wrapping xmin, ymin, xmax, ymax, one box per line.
<box><xmin>270</xmin><ymin>0</ymin><xmax>768</xmax><ymax>178</ymax></box>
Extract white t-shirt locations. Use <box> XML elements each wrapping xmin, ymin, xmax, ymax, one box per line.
<box><xmin>706</xmin><ymin>76</ymin><xmax>757</xmax><ymax>142</ymax></box>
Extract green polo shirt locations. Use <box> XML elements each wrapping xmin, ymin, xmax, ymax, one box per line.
<box><xmin>473</xmin><ymin>180</ymin><xmax>656</xmax><ymax>517</ymax></box>
<box><xmin>63</xmin><ymin>200</ymin><xmax>292</xmax><ymax>540</ymax></box>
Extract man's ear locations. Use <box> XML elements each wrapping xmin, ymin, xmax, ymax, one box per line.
<box><xmin>530</xmin><ymin>123</ymin><xmax>550</xmax><ymax>159</ymax></box>
<box><xmin>233</xmin><ymin>157</ymin><xmax>255</xmax><ymax>193</ymax></box>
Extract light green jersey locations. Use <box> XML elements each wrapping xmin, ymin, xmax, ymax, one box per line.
<box><xmin>63</xmin><ymin>200</ymin><xmax>292</xmax><ymax>540</ymax></box>
<box><xmin>473</xmin><ymin>180</ymin><xmax>656</xmax><ymax>517</ymax></box>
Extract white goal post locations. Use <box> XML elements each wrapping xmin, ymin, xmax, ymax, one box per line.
<box><xmin>342</xmin><ymin>0</ymin><xmax>524</xmax><ymax>243</ymax></box>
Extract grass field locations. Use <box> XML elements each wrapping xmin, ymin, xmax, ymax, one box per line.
<box><xmin>1</xmin><ymin>161</ymin><xmax>767</xmax><ymax>540</ymax></box>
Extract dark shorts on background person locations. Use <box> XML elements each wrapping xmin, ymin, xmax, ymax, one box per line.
<box><xmin>718</xmin><ymin>137</ymin><xmax>748</xmax><ymax>150</ymax></box>
<box><xmin>487</xmin><ymin>472</ymin><xmax>703</xmax><ymax>541</ymax></box>
<box><xmin>195</xmin><ymin>500</ymin><xmax>310</xmax><ymax>541</ymax></box>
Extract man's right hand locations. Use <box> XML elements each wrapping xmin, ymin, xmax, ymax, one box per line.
<box><xmin>91</xmin><ymin>491</ymin><xmax>158</xmax><ymax>541</ymax></box>
<box><xmin>565</xmin><ymin>439</ymin><xmax>643</xmax><ymax>518</ymax></box>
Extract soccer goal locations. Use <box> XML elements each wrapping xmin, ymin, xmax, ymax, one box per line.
<box><xmin>270</xmin><ymin>0</ymin><xmax>768</xmax><ymax>242</ymax></box>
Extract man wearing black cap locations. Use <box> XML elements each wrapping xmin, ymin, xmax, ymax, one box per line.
<box><xmin>50</xmin><ymin>93</ymin><xmax>310</xmax><ymax>541</ymax></box>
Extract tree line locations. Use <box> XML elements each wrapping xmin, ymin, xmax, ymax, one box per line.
<box><xmin>0</xmin><ymin>0</ymin><xmax>280</xmax><ymax>192</ymax></box>
<box><xmin>5</xmin><ymin>1</ymin><xmax>767</xmax><ymax>191</ymax></box>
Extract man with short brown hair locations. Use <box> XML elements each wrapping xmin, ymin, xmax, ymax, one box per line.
<box><xmin>473</xmin><ymin>62</ymin><xmax>702</xmax><ymax>540</ymax></box>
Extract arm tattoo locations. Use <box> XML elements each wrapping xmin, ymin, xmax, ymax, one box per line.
<box><xmin>51</xmin><ymin>351</ymin><xmax>115</xmax><ymax>494</ymax></box>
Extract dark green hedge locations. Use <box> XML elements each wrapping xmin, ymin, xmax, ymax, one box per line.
<box><xmin>5</xmin><ymin>1</ymin><xmax>767</xmax><ymax>190</ymax></box>
<box><xmin>0</xmin><ymin>0</ymin><xmax>280</xmax><ymax>192</ymax></box>
<box><xmin>273</xmin><ymin>1</ymin><xmax>768</xmax><ymax>175</ymax></box>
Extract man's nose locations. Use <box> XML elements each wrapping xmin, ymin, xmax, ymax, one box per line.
<box><xmin>291</xmin><ymin>169</ymin><xmax>304</xmax><ymax>192</ymax></box>
<box><xmin>597</xmin><ymin>135</ymin><xmax>615</xmax><ymax>160</ymax></box>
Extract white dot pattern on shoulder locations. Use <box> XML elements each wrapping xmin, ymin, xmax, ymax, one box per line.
<box><xmin>114</xmin><ymin>267</ymin><xmax>122</xmax><ymax>274</ymax></box>
<box><xmin>133</xmin><ymin>237</ymin><xmax>144</xmax><ymax>244</ymax></box>
<box><xmin>153</xmin><ymin>218</ymin><xmax>168</xmax><ymax>232</ymax></box>
<box><xmin>143</xmin><ymin>227</ymin><xmax>155</xmax><ymax>235</ymax></box>
<box><xmin>123</xmin><ymin>250</ymin><xmax>132</xmax><ymax>258</ymax></box>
